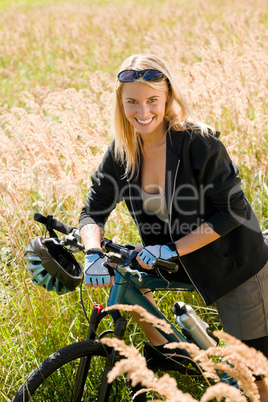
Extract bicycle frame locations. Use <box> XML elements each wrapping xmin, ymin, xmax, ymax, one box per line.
<box><xmin>108</xmin><ymin>267</ymin><xmax>195</xmax><ymax>343</ymax></box>
<box><xmin>72</xmin><ymin>266</ymin><xmax>196</xmax><ymax>402</ymax></box>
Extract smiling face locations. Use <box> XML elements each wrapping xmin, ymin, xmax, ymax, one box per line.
<box><xmin>121</xmin><ymin>82</ymin><xmax>168</xmax><ymax>142</ymax></box>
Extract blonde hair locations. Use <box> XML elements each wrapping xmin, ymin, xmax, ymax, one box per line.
<box><xmin>113</xmin><ymin>54</ymin><xmax>211</xmax><ymax>179</ymax></box>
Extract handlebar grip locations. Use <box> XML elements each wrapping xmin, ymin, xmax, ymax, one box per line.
<box><xmin>153</xmin><ymin>258</ymin><xmax>179</xmax><ymax>273</ymax></box>
<box><xmin>34</xmin><ymin>213</ymin><xmax>76</xmax><ymax>235</ymax></box>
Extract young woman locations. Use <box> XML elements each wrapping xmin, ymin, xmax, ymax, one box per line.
<box><xmin>79</xmin><ymin>54</ymin><xmax>268</xmax><ymax>399</ymax></box>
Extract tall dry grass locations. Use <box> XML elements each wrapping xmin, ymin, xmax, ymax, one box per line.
<box><xmin>0</xmin><ymin>0</ymin><xmax>268</xmax><ymax>400</ymax></box>
<box><xmin>103</xmin><ymin>305</ymin><xmax>268</xmax><ymax>401</ymax></box>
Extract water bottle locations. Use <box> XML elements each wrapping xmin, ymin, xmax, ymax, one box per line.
<box><xmin>172</xmin><ymin>302</ymin><xmax>218</xmax><ymax>349</ymax></box>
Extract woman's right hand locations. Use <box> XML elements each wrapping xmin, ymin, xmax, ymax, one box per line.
<box><xmin>84</xmin><ymin>250</ymin><xmax>114</xmax><ymax>288</ymax></box>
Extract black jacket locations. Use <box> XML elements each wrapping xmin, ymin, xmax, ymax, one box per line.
<box><xmin>80</xmin><ymin>128</ymin><xmax>268</xmax><ymax>305</ymax></box>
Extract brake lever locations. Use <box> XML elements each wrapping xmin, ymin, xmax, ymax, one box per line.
<box><xmin>61</xmin><ymin>232</ymin><xmax>85</xmax><ymax>252</ymax></box>
<box><xmin>121</xmin><ymin>266</ymin><xmax>144</xmax><ymax>282</ymax></box>
<box><xmin>107</xmin><ymin>249</ymin><xmax>144</xmax><ymax>282</ymax></box>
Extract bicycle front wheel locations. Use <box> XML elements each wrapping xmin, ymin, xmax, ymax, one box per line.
<box><xmin>12</xmin><ymin>339</ymin><xmax>136</xmax><ymax>402</ymax></box>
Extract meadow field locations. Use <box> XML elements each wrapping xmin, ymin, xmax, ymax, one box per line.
<box><xmin>0</xmin><ymin>0</ymin><xmax>268</xmax><ymax>400</ymax></box>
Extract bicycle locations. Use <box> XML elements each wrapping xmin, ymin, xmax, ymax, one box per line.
<box><xmin>13</xmin><ymin>213</ymin><xmax>267</xmax><ymax>402</ymax></box>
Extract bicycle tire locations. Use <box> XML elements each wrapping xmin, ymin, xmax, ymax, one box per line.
<box><xmin>12</xmin><ymin>339</ymin><xmax>141</xmax><ymax>402</ymax></box>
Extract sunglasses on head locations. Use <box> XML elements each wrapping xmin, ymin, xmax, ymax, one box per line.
<box><xmin>117</xmin><ymin>69</ymin><xmax>166</xmax><ymax>83</ymax></box>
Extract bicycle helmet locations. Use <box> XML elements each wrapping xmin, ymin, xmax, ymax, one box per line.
<box><xmin>26</xmin><ymin>236</ymin><xmax>83</xmax><ymax>293</ymax></box>
<box><xmin>25</xmin><ymin>244</ymin><xmax>70</xmax><ymax>295</ymax></box>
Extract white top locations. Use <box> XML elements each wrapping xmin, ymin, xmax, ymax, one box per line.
<box><xmin>141</xmin><ymin>188</ymin><xmax>168</xmax><ymax>222</ymax></box>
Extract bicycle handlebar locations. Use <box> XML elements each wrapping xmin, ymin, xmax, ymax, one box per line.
<box><xmin>34</xmin><ymin>213</ymin><xmax>179</xmax><ymax>273</ymax></box>
<box><xmin>34</xmin><ymin>212</ymin><xmax>76</xmax><ymax>236</ymax></box>
<box><xmin>102</xmin><ymin>237</ymin><xmax>179</xmax><ymax>273</ymax></box>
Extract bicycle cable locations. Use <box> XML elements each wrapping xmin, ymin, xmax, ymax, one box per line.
<box><xmin>155</xmin><ymin>266</ymin><xmax>172</xmax><ymax>287</ymax></box>
<box><xmin>79</xmin><ymin>273</ymin><xmax>91</xmax><ymax>325</ymax></box>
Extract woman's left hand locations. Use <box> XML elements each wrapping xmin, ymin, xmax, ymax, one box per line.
<box><xmin>137</xmin><ymin>244</ymin><xmax>178</xmax><ymax>269</ymax></box>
